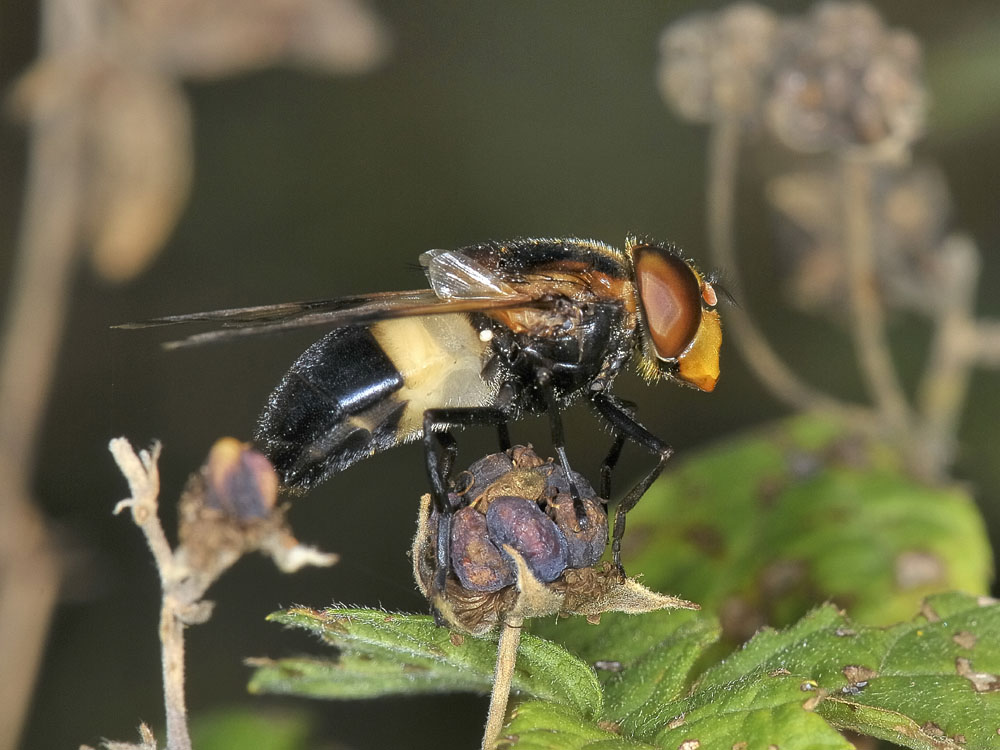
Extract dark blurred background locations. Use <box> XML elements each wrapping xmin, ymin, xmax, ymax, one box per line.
<box><xmin>1</xmin><ymin>1</ymin><xmax>998</xmax><ymax>748</ymax></box>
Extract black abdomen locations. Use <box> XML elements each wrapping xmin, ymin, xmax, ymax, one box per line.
<box><xmin>255</xmin><ymin>327</ymin><xmax>406</xmax><ymax>489</ymax></box>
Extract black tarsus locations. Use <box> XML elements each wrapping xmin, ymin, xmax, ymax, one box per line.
<box><xmin>422</xmin><ymin>406</ymin><xmax>511</xmax><ymax>594</ymax></box>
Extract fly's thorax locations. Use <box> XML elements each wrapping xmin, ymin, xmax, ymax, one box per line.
<box><xmin>478</xmin><ymin>299</ymin><xmax>632</xmax><ymax>412</ymax></box>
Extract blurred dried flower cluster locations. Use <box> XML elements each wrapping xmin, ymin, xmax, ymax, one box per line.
<box><xmin>659</xmin><ymin>1</ymin><xmax>925</xmax><ymax>152</ymax></box>
<box><xmin>658</xmin><ymin>1</ymin><xmax>1000</xmax><ymax>480</ymax></box>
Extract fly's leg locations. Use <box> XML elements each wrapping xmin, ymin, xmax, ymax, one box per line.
<box><xmin>598</xmin><ymin>398</ymin><xmax>637</xmax><ymax>500</ymax></box>
<box><xmin>423</xmin><ymin>406</ymin><xmax>510</xmax><ymax>597</ymax></box>
<box><xmin>536</xmin><ymin>369</ymin><xmax>588</xmax><ymax>528</ymax></box>
<box><xmin>590</xmin><ymin>393</ymin><xmax>673</xmax><ymax>577</ymax></box>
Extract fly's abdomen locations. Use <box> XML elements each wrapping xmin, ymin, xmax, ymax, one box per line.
<box><xmin>255</xmin><ymin>314</ymin><xmax>498</xmax><ymax>490</ymax></box>
<box><xmin>255</xmin><ymin>327</ymin><xmax>407</xmax><ymax>489</ymax></box>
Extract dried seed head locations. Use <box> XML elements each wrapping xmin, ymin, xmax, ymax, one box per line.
<box><xmin>768</xmin><ymin>162</ymin><xmax>951</xmax><ymax>316</ymax></box>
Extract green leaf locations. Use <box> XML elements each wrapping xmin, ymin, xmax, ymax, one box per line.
<box><xmin>531</xmin><ymin>610</ymin><xmax>720</xmax><ymax>723</ymax></box>
<box><xmin>249</xmin><ymin>607</ymin><xmax>602</xmax><ymax>718</ymax></box>
<box><xmin>622</xmin><ymin>413</ymin><xmax>992</xmax><ymax>636</ymax></box>
<box><xmin>500</xmin><ymin>701</ymin><xmax>654</xmax><ymax>750</ymax></box>
<box><xmin>190</xmin><ymin>707</ymin><xmax>313</xmax><ymax>750</ymax></box>
<box><xmin>671</xmin><ymin>593</ymin><xmax>1000</xmax><ymax>750</ymax></box>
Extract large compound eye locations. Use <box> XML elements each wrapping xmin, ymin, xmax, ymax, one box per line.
<box><xmin>634</xmin><ymin>245</ymin><xmax>702</xmax><ymax>360</ymax></box>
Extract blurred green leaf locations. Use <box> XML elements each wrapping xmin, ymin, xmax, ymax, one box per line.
<box><xmin>249</xmin><ymin>607</ymin><xmax>602</xmax><ymax>718</ymax></box>
<box><xmin>191</xmin><ymin>707</ymin><xmax>313</xmax><ymax>750</ymax></box>
<box><xmin>622</xmin><ymin>414</ymin><xmax>992</xmax><ymax>638</ymax></box>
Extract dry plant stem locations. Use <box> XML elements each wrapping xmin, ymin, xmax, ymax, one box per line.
<box><xmin>110</xmin><ymin>439</ymin><xmax>192</xmax><ymax>750</ymax></box>
<box><xmin>841</xmin><ymin>155</ymin><xmax>913</xmax><ymax>440</ymax></box>
<box><xmin>0</xmin><ymin>1</ymin><xmax>99</xmax><ymax>746</ymax></box>
<box><xmin>914</xmin><ymin>235</ymin><xmax>981</xmax><ymax>479</ymax></box>
<box><xmin>706</xmin><ymin>118</ymin><xmax>871</xmax><ymax>423</ymax></box>
<box><xmin>481</xmin><ymin>616</ymin><xmax>524</xmax><ymax>750</ymax></box>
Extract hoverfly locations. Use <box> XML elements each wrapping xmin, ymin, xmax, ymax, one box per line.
<box><xmin>123</xmin><ymin>236</ymin><xmax>721</xmax><ymax>592</ymax></box>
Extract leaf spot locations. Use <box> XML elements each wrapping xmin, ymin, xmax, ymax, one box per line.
<box><xmin>731</xmin><ymin>743</ymin><xmax>748</xmax><ymax>750</ymax></box>
<box><xmin>921</xmin><ymin>722</ymin><xmax>946</xmax><ymax>738</ymax></box>
<box><xmin>842</xmin><ymin>665</ymin><xmax>878</xmax><ymax>683</ymax></box>
<box><xmin>449</xmin><ymin>632</ymin><xmax>464</xmax><ymax>647</ymax></box>
<box><xmin>952</xmin><ymin>630</ymin><xmax>977</xmax><ymax>649</ymax></box>
<box><xmin>955</xmin><ymin>657</ymin><xmax>1000</xmax><ymax>692</ymax></box>
<box><xmin>768</xmin><ymin>668</ymin><xmax>792</xmax><ymax>677</ymax></box>
<box><xmin>668</xmin><ymin>714</ymin><xmax>686</xmax><ymax>729</ymax></box>
<box><xmin>678</xmin><ymin>740</ymin><xmax>700</xmax><ymax>750</ymax></box>
<box><xmin>895</xmin><ymin>550</ymin><xmax>945</xmax><ymax>589</ymax></box>
<box><xmin>920</xmin><ymin>600</ymin><xmax>942</xmax><ymax>623</ymax></box>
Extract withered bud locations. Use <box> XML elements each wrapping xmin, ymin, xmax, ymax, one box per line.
<box><xmin>451</xmin><ymin>506</ymin><xmax>515</xmax><ymax>593</ymax></box>
<box><xmin>203</xmin><ymin>437</ymin><xmax>279</xmax><ymax>519</ymax></box>
<box><xmin>457</xmin><ymin>452</ymin><xmax>515</xmax><ymax>505</ymax></box>
<box><xmin>413</xmin><ymin>446</ymin><xmax>696</xmax><ymax>636</ymax></box>
<box><xmin>546</xmin><ymin>493</ymin><xmax>607</xmax><ymax>569</ymax></box>
<box><xmin>179</xmin><ymin>438</ymin><xmax>335</xmax><ymax>583</ymax></box>
<box><xmin>486</xmin><ymin>496</ymin><xmax>569</xmax><ymax>584</ymax></box>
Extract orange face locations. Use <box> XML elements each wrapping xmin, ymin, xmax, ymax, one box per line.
<box><xmin>632</xmin><ymin>242</ymin><xmax>721</xmax><ymax>392</ymax></box>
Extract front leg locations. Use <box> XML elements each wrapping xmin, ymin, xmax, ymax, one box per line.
<box><xmin>590</xmin><ymin>393</ymin><xmax>673</xmax><ymax>576</ymax></box>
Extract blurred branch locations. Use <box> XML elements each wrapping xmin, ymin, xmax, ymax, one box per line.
<box><xmin>0</xmin><ymin>0</ymin><xmax>92</xmax><ymax>745</ymax></box>
<box><xmin>841</xmin><ymin>154</ymin><xmax>914</xmax><ymax>439</ymax></box>
<box><xmin>914</xmin><ymin>235</ymin><xmax>986</xmax><ymax>478</ymax></box>
<box><xmin>706</xmin><ymin>116</ymin><xmax>873</xmax><ymax>424</ymax></box>
<box><xmin>2</xmin><ymin>1</ymin><xmax>386</xmax><ymax>746</ymax></box>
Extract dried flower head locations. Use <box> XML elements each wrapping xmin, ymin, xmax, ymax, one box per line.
<box><xmin>658</xmin><ymin>2</ymin><xmax>780</xmax><ymax>126</ymax></box>
<box><xmin>765</xmin><ymin>1</ymin><xmax>925</xmax><ymax>153</ymax></box>
<box><xmin>412</xmin><ymin>446</ymin><xmax>697</xmax><ymax>636</ymax></box>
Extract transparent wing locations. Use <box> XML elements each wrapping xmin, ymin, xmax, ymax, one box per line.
<box><xmin>115</xmin><ymin>288</ymin><xmax>547</xmax><ymax>349</ymax></box>
<box><xmin>419</xmin><ymin>248</ymin><xmax>518</xmax><ymax>299</ymax></box>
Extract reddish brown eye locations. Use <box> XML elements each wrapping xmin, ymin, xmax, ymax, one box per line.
<box><xmin>634</xmin><ymin>246</ymin><xmax>701</xmax><ymax>359</ymax></box>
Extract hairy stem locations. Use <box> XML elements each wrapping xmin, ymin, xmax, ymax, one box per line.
<box><xmin>482</xmin><ymin>617</ymin><xmax>523</xmax><ymax>750</ymax></box>
<box><xmin>110</xmin><ymin>439</ymin><xmax>192</xmax><ymax>750</ymax></box>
